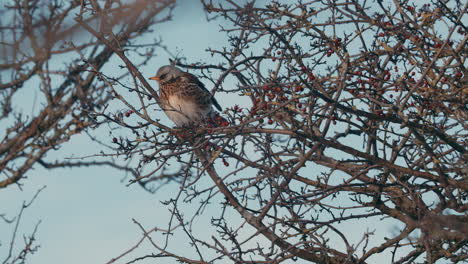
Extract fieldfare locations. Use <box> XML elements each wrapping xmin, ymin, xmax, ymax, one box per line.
<box><xmin>149</xmin><ymin>65</ymin><xmax>222</xmax><ymax>127</ymax></box>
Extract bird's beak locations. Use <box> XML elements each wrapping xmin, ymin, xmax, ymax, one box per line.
<box><xmin>148</xmin><ymin>76</ymin><xmax>160</xmax><ymax>81</ymax></box>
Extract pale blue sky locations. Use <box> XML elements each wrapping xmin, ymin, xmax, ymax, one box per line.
<box><xmin>0</xmin><ymin>2</ymin><xmax>231</xmax><ymax>263</ymax></box>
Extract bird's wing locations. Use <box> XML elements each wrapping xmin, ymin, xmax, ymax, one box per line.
<box><xmin>181</xmin><ymin>72</ymin><xmax>222</xmax><ymax>111</ymax></box>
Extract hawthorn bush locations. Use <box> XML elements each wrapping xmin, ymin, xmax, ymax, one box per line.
<box><xmin>1</xmin><ymin>0</ymin><xmax>466</xmax><ymax>264</ymax></box>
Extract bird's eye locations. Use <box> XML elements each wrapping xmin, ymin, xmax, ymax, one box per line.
<box><xmin>160</xmin><ymin>74</ymin><xmax>167</xmax><ymax>79</ymax></box>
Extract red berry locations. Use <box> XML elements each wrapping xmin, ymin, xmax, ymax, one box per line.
<box><xmin>334</xmin><ymin>38</ymin><xmax>341</xmax><ymax>46</ymax></box>
<box><xmin>268</xmin><ymin>119</ymin><xmax>273</xmax><ymax>125</ymax></box>
<box><xmin>327</xmin><ymin>50</ymin><xmax>333</xmax><ymax>57</ymax></box>
<box><xmin>379</xmin><ymin>32</ymin><xmax>385</xmax><ymax>37</ymax></box>
<box><xmin>113</xmin><ymin>137</ymin><xmax>118</xmax><ymax>143</ymax></box>
<box><xmin>203</xmin><ymin>142</ymin><xmax>210</xmax><ymax>150</ymax></box>
<box><xmin>456</xmin><ymin>71</ymin><xmax>463</xmax><ymax>78</ymax></box>
<box><xmin>301</xmin><ymin>65</ymin><xmax>307</xmax><ymax>71</ymax></box>
<box><xmin>277</xmin><ymin>50</ymin><xmax>282</xmax><ymax>55</ymax></box>
<box><xmin>309</xmin><ymin>73</ymin><xmax>316</xmax><ymax>80</ymax></box>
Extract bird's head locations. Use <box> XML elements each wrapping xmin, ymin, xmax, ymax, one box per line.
<box><xmin>148</xmin><ymin>65</ymin><xmax>183</xmax><ymax>84</ymax></box>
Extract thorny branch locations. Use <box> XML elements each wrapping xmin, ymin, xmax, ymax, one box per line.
<box><xmin>0</xmin><ymin>0</ymin><xmax>467</xmax><ymax>264</ymax></box>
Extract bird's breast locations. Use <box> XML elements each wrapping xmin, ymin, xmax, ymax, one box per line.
<box><xmin>163</xmin><ymin>95</ymin><xmax>212</xmax><ymax>126</ymax></box>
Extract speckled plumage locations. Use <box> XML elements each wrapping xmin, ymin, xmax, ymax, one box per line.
<box><xmin>149</xmin><ymin>65</ymin><xmax>221</xmax><ymax>126</ymax></box>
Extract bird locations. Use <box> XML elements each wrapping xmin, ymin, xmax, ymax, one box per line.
<box><xmin>148</xmin><ymin>65</ymin><xmax>222</xmax><ymax>127</ymax></box>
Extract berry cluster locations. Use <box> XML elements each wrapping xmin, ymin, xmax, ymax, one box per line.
<box><xmin>206</xmin><ymin>112</ymin><xmax>229</xmax><ymax>128</ymax></box>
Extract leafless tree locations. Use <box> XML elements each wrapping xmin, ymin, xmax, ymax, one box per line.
<box><xmin>1</xmin><ymin>0</ymin><xmax>466</xmax><ymax>264</ymax></box>
<box><xmin>0</xmin><ymin>0</ymin><xmax>175</xmax><ymax>263</ymax></box>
